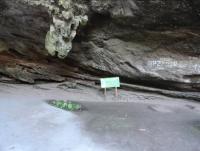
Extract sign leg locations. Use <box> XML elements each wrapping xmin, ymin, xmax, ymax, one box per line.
<box><xmin>115</xmin><ymin>87</ymin><xmax>118</xmax><ymax>97</ymax></box>
<box><xmin>104</xmin><ymin>88</ymin><xmax>107</xmax><ymax>96</ymax></box>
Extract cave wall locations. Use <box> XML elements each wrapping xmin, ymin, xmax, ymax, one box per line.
<box><xmin>0</xmin><ymin>0</ymin><xmax>50</xmax><ymax>56</ymax></box>
<box><xmin>0</xmin><ymin>0</ymin><xmax>200</xmax><ymax>91</ymax></box>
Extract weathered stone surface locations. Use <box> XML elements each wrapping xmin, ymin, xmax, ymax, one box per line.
<box><xmin>68</xmin><ymin>0</ymin><xmax>200</xmax><ymax>91</ymax></box>
<box><xmin>69</xmin><ymin>28</ymin><xmax>200</xmax><ymax>90</ymax></box>
<box><xmin>0</xmin><ymin>0</ymin><xmax>200</xmax><ymax>92</ymax></box>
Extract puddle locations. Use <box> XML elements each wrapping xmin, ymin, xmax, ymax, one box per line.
<box><xmin>192</xmin><ymin>121</ymin><xmax>200</xmax><ymax>131</ymax></box>
<box><xmin>33</xmin><ymin>85</ymin><xmax>50</xmax><ymax>90</ymax></box>
<box><xmin>185</xmin><ymin>104</ymin><xmax>195</xmax><ymax>110</ymax></box>
<box><xmin>148</xmin><ymin>105</ymin><xmax>173</xmax><ymax>113</ymax></box>
<box><xmin>193</xmin><ymin>125</ymin><xmax>200</xmax><ymax>131</ymax></box>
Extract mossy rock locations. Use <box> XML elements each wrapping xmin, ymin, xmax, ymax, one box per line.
<box><xmin>48</xmin><ymin>100</ymin><xmax>83</xmax><ymax>111</ymax></box>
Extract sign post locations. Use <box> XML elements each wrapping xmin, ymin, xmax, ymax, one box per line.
<box><xmin>100</xmin><ymin>77</ymin><xmax>120</xmax><ymax>96</ymax></box>
<box><xmin>115</xmin><ymin>87</ymin><xmax>118</xmax><ymax>97</ymax></box>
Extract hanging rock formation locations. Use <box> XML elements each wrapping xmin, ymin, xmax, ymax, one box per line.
<box><xmin>24</xmin><ymin>0</ymin><xmax>88</xmax><ymax>58</ymax></box>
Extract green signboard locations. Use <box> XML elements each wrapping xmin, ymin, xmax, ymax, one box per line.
<box><xmin>100</xmin><ymin>77</ymin><xmax>120</xmax><ymax>88</ymax></box>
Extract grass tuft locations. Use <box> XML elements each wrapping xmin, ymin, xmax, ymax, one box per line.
<box><xmin>48</xmin><ymin>100</ymin><xmax>83</xmax><ymax>111</ymax></box>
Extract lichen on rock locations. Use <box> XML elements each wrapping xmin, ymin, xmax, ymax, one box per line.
<box><xmin>25</xmin><ymin>0</ymin><xmax>88</xmax><ymax>59</ymax></box>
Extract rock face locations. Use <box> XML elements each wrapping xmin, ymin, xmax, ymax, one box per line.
<box><xmin>0</xmin><ymin>0</ymin><xmax>200</xmax><ymax>91</ymax></box>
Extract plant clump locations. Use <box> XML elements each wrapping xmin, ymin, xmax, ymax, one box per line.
<box><xmin>48</xmin><ymin>100</ymin><xmax>83</xmax><ymax>111</ymax></box>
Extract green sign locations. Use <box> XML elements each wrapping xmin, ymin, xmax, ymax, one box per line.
<box><xmin>100</xmin><ymin>77</ymin><xmax>120</xmax><ymax>88</ymax></box>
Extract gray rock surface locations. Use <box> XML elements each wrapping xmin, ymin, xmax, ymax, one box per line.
<box><xmin>0</xmin><ymin>83</ymin><xmax>200</xmax><ymax>151</ymax></box>
<box><xmin>0</xmin><ymin>0</ymin><xmax>200</xmax><ymax>91</ymax></box>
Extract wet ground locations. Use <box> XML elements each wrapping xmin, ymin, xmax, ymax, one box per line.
<box><xmin>0</xmin><ymin>82</ymin><xmax>200</xmax><ymax>151</ymax></box>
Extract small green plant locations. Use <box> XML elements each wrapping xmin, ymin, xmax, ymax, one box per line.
<box><xmin>48</xmin><ymin>100</ymin><xmax>82</xmax><ymax>111</ymax></box>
